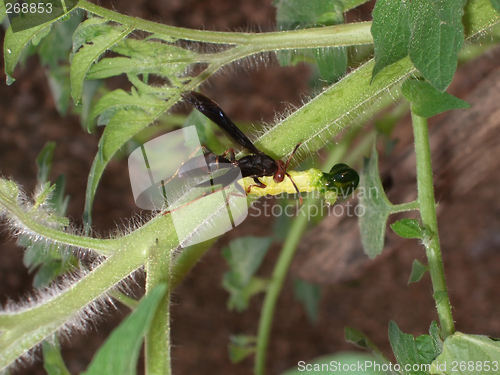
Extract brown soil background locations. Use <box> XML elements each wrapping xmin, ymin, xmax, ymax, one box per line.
<box><xmin>1</xmin><ymin>1</ymin><xmax>500</xmax><ymax>374</ymax></box>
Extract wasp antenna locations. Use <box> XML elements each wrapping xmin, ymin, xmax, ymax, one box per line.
<box><xmin>285</xmin><ymin>143</ymin><xmax>301</xmax><ymax>171</ymax></box>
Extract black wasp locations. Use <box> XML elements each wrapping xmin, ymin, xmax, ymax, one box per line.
<box><xmin>181</xmin><ymin>91</ymin><xmax>301</xmax><ymax>197</ymax></box>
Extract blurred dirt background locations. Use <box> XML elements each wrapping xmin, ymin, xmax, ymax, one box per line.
<box><xmin>1</xmin><ymin>1</ymin><xmax>500</xmax><ymax>374</ymax></box>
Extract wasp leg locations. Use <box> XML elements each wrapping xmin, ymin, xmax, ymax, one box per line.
<box><xmin>245</xmin><ymin>177</ymin><xmax>267</xmax><ymax>194</ymax></box>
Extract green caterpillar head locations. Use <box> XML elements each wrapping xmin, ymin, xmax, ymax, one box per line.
<box><xmin>321</xmin><ymin>163</ymin><xmax>359</xmax><ymax>200</ymax></box>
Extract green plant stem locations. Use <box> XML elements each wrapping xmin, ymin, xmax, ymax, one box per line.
<box><xmin>411</xmin><ymin>111</ymin><xmax>455</xmax><ymax>339</ymax></box>
<box><xmin>392</xmin><ymin>200</ymin><xmax>419</xmax><ymax>213</ymax></box>
<box><xmin>0</xmin><ymin>246</ymin><xmax>145</xmax><ymax>368</ymax></box>
<box><xmin>0</xmin><ymin>186</ymin><xmax>118</xmax><ymax>256</ymax></box>
<box><xmin>254</xmin><ymin>201</ymin><xmax>310</xmax><ymax>375</ymax></box>
<box><xmin>77</xmin><ymin>1</ymin><xmax>372</xmax><ymax>47</ymax></box>
<box><xmin>145</xmin><ymin>240</ymin><xmax>173</xmax><ymax>375</ymax></box>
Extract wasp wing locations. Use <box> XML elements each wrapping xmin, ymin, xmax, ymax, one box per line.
<box><xmin>182</xmin><ymin>91</ymin><xmax>262</xmax><ymax>155</ymax></box>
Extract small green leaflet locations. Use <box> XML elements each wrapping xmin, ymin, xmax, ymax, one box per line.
<box><xmin>358</xmin><ymin>144</ymin><xmax>394</xmax><ymax>258</ymax></box>
<box><xmin>4</xmin><ymin>23</ymin><xmax>53</xmax><ymax>84</ymax></box>
<box><xmin>39</xmin><ymin>13</ymin><xmax>80</xmax><ymax>116</ymax></box>
<box><xmin>408</xmin><ymin>259</ymin><xmax>428</xmax><ymax>285</ymax></box>
<box><xmin>70</xmin><ymin>18</ymin><xmax>133</xmax><ymax>104</ymax></box>
<box><xmin>222</xmin><ymin>236</ymin><xmax>271</xmax><ymax>312</ymax></box>
<box><xmin>402</xmin><ymin>79</ymin><xmax>470</xmax><ymax>117</ymax></box>
<box><xmin>84</xmin><ymin>97</ymin><xmax>168</xmax><ymax>226</ymax></box>
<box><xmin>429</xmin><ymin>321</ymin><xmax>444</xmax><ymax>354</ymax></box>
<box><xmin>83</xmin><ymin>284</ymin><xmax>167</xmax><ymax>375</ymax></box>
<box><xmin>99</xmin><ymin>107</ymin><xmax>164</xmax><ymax>163</ymax></box>
<box><xmin>89</xmin><ymin>88</ymin><xmax>166</xmax><ymax>128</ymax></box>
<box><xmin>228</xmin><ymin>335</ymin><xmax>256</xmax><ymax>364</ymax></box>
<box><xmin>42</xmin><ymin>338</ymin><xmax>71</xmax><ymax>375</ymax></box>
<box><xmin>24</xmin><ymin>143</ymin><xmax>73</xmax><ymax>288</ymax></box>
<box><xmin>47</xmin><ymin>65</ymin><xmax>72</xmax><ymax>116</ymax></box>
<box><xmin>36</xmin><ymin>142</ymin><xmax>57</xmax><ymax>184</ymax></box>
<box><xmin>371</xmin><ymin>0</ymin><xmax>411</xmax><ymax>80</ymax></box>
<box><xmin>38</xmin><ymin>11</ymin><xmax>82</xmax><ymax>68</ymax></box>
<box><xmin>293</xmin><ymin>278</ymin><xmax>321</xmax><ymax>324</ymax></box>
<box><xmin>430</xmin><ymin>332</ymin><xmax>500</xmax><ymax>374</ymax></box>
<box><xmin>409</xmin><ymin>0</ymin><xmax>468</xmax><ymax>92</ymax></box>
<box><xmin>391</xmin><ymin>218</ymin><xmax>430</xmax><ymax>240</ymax></box>
<box><xmin>389</xmin><ymin>321</ymin><xmax>440</xmax><ymax>375</ymax></box>
<box><xmin>274</xmin><ymin>0</ymin><xmax>347</xmax><ymax>82</ymax></box>
<box><xmin>86</xmin><ymin>39</ymin><xmax>196</xmax><ymax>80</ymax></box>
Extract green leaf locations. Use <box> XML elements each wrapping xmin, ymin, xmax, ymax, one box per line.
<box><xmin>47</xmin><ymin>65</ymin><xmax>72</xmax><ymax>115</ymax></box>
<box><xmin>1</xmin><ymin>1</ymin><xmax>6</xmax><ymax>24</ymax></box>
<box><xmin>357</xmin><ymin>143</ymin><xmax>394</xmax><ymax>258</ymax></box>
<box><xmin>274</xmin><ymin>0</ymin><xmax>347</xmax><ymax>82</ymax></box>
<box><xmin>345</xmin><ymin>327</ymin><xmax>389</xmax><ymax>365</ymax></box>
<box><xmin>293</xmin><ymin>278</ymin><xmax>321</xmax><ymax>324</ymax></box>
<box><xmin>415</xmin><ymin>334</ymin><xmax>439</xmax><ymax>365</ymax></box>
<box><xmin>429</xmin><ymin>320</ymin><xmax>444</xmax><ymax>359</ymax></box>
<box><xmin>33</xmin><ymin>262</ymin><xmax>65</xmax><ymax>289</ymax></box>
<box><xmin>222</xmin><ymin>236</ymin><xmax>272</xmax><ymax>311</ymax></box>
<box><xmin>428</xmin><ymin>321</ymin><xmax>444</xmax><ymax>354</ymax></box>
<box><xmin>3</xmin><ymin>23</ymin><xmax>53</xmax><ymax>84</ymax></box>
<box><xmin>222</xmin><ymin>236</ymin><xmax>272</xmax><ymax>288</ymax></box>
<box><xmin>223</xmin><ymin>276</ymin><xmax>269</xmax><ymax>312</ymax></box>
<box><xmin>50</xmin><ymin>174</ymin><xmax>70</xmax><ymax>216</ymax></box>
<box><xmin>371</xmin><ymin>0</ymin><xmax>411</xmax><ymax>80</ymax></box>
<box><xmin>83</xmin><ymin>104</ymin><xmax>168</xmax><ymax>226</ymax></box>
<box><xmin>408</xmin><ymin>259</ymin><xmax>429</xmax><ymax>285</ymax></box>
<box><xmin>314</xmin><ymin>46</ymin><xmax>347</xmax><ymax>83</ymax></box>
<box><xmin>36</xmin><ymin>142</ymin><xmax>57</xmax><ymax>184</ymax></box>
<box><xmin>127</xmin><ymin>73</ymin><xmax>177</xmax><ymax>97</ymax></box>
<box><xmin>281</xmin><ymin>352</ymin><xmax>387</xmax><ymax>374</ymax></box>
<box><xmin>409</xmin><ymin>0</ymin><xmax>468</xmax><ymax>91</ymax></box>
<box><xmin>38</xmin><ymin>12</ymin><xmax>82</xmax><ymax>68</ymax></box>
<box><xmin>89</xmin><ymin>88</ymin><xmax>165</xmax><ymax>127</ymax></box>
<box><xmin>35</xmin><ymin>143</ymin><xmax>69</xmax><ymax>217</ymax></box>
<box><xmin>99</xmin><ymin>108</ymin><xmax>160</xmax><ymax>162</ymax></box>
<box><xmin>83</xmin><ymin>284</ymin><xmax>168</xmax><ymax>375</ymax></box>
<box><xmin>5</xmin><ymin>1</ymin><xmax>78</xmax><ymax>32</ymax></box>
<box><xmin>83</xmin><ymin>108</ymin><xmax>159</xmax><ymax>225</ymax></box>
<box><xmin>228</xmin><ymin>335</ymin><xmax>256</xmax><ymax>364</ymax></box>
<box><xmin>70</xmin><ymin>19</ymin><xmax>132</xmax><ymax>104</ymax></box>
<box><xmin>275</xmin><ymin>0</ymin><xmax>344</xmax><ymax>28</ymax></box>
<box><xmin>86</xmin><ymin>39</ymin><xmax>196</xmax><ymax>80</ymax></box>
<box><xmin>0</xmin><ymin>179</ymin><xmax>20</xmax><ymax>205</ymax></box>
<box><xmin>430</xmin><ymin>332</ymin><xmax>500</xmax><ymax>374</ymax></box>
<box><xmin>391</xmin><ymin>218</ymin><xmax>429</xmax><ymax>239</ymax></box>
<box><xmin>492</xmin><ymin>0</ymin><xmax>500</xmax><ymax>12</ymax></box>
<box><xmin>402</xmin><ymin>79</ymin><xmax>470</xmax><ymax>117</ymax></box>
<box><xmin>23</xmin><ymin>144</ymin><xmax>73</xmax><ymax>288</ymax></box>
<box><xmin>389</xmin><ymin>321</ymin><xmax>438</xmax><ymax>375</ymax></box>
<box><xmin>42</xmin><ymin>338</ymin><xmax>71</xmax><ymax>375</ymax></box>
<box><xmin>80</xmin><ymin>80</ymin><xmax>103</xmax><ymax>131</ymax></box>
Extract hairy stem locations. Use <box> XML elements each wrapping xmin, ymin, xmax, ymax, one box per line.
<box><xmin>411</xmin><ymin>111</ymin><xmax>455</xmax><ymax>338</ymax></box>
<box><xmin>145</xmin><ymin>239</ymin><xmax>173</xmax><ymax>375</ymax></box>
<box><xmin>77</xmin><ymin>0</ymin><xmax>372</xmax><ymax>47</ymax></box>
